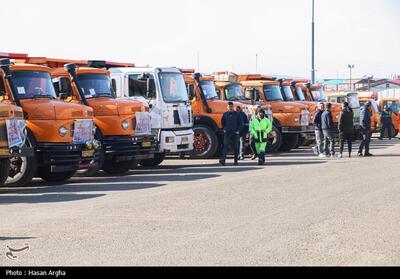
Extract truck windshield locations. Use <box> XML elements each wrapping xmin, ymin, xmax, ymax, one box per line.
<box><xmin>159</xmin><ymin>72</ymin><xmax>188</xmax><ymax>103</ymax></box>
<box><xmin>295</xmin><ymin>87</ymin><xmax>306</xmax><ymax>101</ymax></box>
<box><xmin>347</xmin><ymin>93</ymin><xmax>360</xmax><ymax>109</ymax></box>
<box><xmin>310</xmin><ymin>88</ymin><xmax>327</xmax><ymax>102</ymax></box>
<box><xmin>77</xmin><ymin>73</ymin><xmax>113</xmax><ymax>98</ymax></box>
<box><xmin>281</xmin><ymin>85</ymin><xmax>294</xmax><ymax>101</ymax></box>
<box><xmin>11</xmin><ymin>71</ymin><xmax>56</xmax><ymax>99</ymax></box>
<box><xmin>200</xmin><ymin>80</ymin><xmax>218</xmax><ymax>100</ymax></box>
<box><xmin>263</xmin><ymin>85</ymin><xmax>283</xmax><ymax>101</ymax></box>
<box><xmin>224</xmin><ymin>84</ymin><xmax>246</xmax><ymax>101</ymax></box>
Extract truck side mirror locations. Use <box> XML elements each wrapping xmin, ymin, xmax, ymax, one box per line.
<box><xmin>59</xmin><ymin>77</ymin><xmax>71</xmax><ymax>95</ymax></box>
<box><xmin>59</xmin><ymin>92</ymin><xmax>68</xmax><ymax>100</ymax></box>
<box><xmin>111</xmin><ymin>79</ymin><xmax>117</xmax><ymax>98</ymax></box>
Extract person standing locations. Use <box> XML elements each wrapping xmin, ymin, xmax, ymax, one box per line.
<box><xmin>236</xmin><ymin>106</ymin><xmax>249</xmax><ymax>160</ymax></box>
<box><xmin>312</xmin><ymin>102</ymin><xmax>325</xmax><ymax>156</ymax></box>
<box><xmin>358</xmin><ymin>101</ymin><xmax>373</xmax><ymax>157</ymax></box>
<box><xmin>379</xmin><ymin>105</ymin><xmax>393</xmax><ymax>140</ymax></box>
<box><xmin>249</xmin><ymin>108</ymin><xmax>273</xmax><ymax>165</ymax></box>
<box><xmin>220</xmin><ymin>102</ymin><xmax>243</xmax><ymax>166</ymax></box>
<box><xmin>338</xmin><ymin>102</ymin><xmax>354</xmax><ymax>158</ymax></box>
<box><xmin>321</xmin><ymin>103</ymin><xmax>336</xmax><ymax>158</ymax></box>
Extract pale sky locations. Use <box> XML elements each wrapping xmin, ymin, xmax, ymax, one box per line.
<box><xmin>2</xmin><ymin>0</ymin><xmax>399</xmax><ymax>80</ymax></box>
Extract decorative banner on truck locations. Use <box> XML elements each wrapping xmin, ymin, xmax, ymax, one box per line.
<box><xmin>6</xmin><ymin>119</ymin><xmax>26</xmax><ymax>148</ymax></box>
<box><xmin>135</xmin><ymin>112</ymin><xmax>151</xmax><ymax>135</ymax></box>
<box><xmin>73</xmin><ymin>119</ymin><xmax>93</xmax><ymax>144</ymax></box>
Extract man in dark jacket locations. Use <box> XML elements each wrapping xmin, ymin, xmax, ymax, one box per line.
<box><xmin>379</xmin><ymin>105</ymin><xmax>393</xmax><ymax>140</ymax></box>
<box><xmin>321</xmin><ymin>103</ymin><xmax>335</xmax><ymax>157</ymax></box>
<box><xmin>358</xmin><ymin>101</ymin><xmax>373</xmax><ymax>156</ymax></box>
<box><xmin>236</xmin><ymin>106</ymin><xmax>249</xmax><ymax>160</ymax></box>
<box><xmin>220</xmin><ymin>102</ymin><xmax>243</xmax><ymax>166</ymax></box>
<box><xmin>338</xmin><ymin>102</ymin><xmax>354</xmax><ymax>158</ymax></box>
<box><xmin>312</xmin><ymin>102</ymin><xmax>325</xmax><ymax>156</ymax></box>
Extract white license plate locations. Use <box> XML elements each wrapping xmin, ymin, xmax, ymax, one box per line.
<box><xmin>82</xmin><ymin>150</ymin><xmax>94</xmax><ymax>158</ymax></box>
<box><xmin>142</xmin><ymin>141</ymin><xmax>151</xmax><ymax>148</ymax></box>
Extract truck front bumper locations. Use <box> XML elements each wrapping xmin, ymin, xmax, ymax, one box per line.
<box><xmin>102</xmin><ymin>135</ymin><xmax>158</xmax><ymax>161</ymax></box>
<box><xmin>35</xmin><ymin>143</ymin><xmax>100</xmax><ymax>173</ymax></box>
<box><xmin>159</xmin><ymin>129</ymin><xmax>194</xmax><ymax>153</ymax></box>
<box><xmin>0</xmin><ymin>146</ymin><xmax>34</xmax><ymax>159</ymax></box>
<box><xmin>281</xmin><ymin>125</ymin><xmax>315</xmax><ymax>134</ymax></box>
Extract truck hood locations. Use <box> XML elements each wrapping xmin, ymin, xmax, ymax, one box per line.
<box><xmin>207</xmin><ymin>99</ymin><xmax>244</xmax><ymax>114</ymax></box>
<box><xmin>271</xmin><ymin>101</ymin><xmax>308</xmax><ymax>114</ymax></box>
<box><xmin>20</xmin><ymin>98</ymin><xmax>93</xmax><ymax>120</ymax></box>
<box><xmin>87</xmin><ymin>97</ymin><xmax>142</xmax><ymax>116</ymax></box>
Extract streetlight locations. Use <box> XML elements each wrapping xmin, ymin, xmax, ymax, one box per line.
<box><xmin>348</xmin><ymin>64</ymin><xmax>354</xmax><ymax>91</ymax></box>
<box><xmin>311</xmin><ymin>0</ymin><xmax>316</xmax><ymax>84</ymax></box>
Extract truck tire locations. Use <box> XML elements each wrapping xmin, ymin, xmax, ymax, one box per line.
<box><xmin>0</xmin><ymin>159</ymin><xmax>10</xmax><ymax>187</ymax></box>
<box><xmin>266</xmin><ymin>126</ymin><xmax>282</xmax><ymax>153</ymax></box>
<box><xmin>279</xmin><ymin>134</ymin><xmax>300</xmax><ymax>152</ymax></box>
<box><xmin>189</xmin><ymin>125</ymin><xmax>218</xmax><ymax>159</ymax></box>
<box><xmin>37</xmin><ymin>167</ymin><xmax>76</xmax><ymax>183</ymax></box>
<box><xmin>140</xmin><ymin>153</ymin><xmax>165</xmax><ymax>167</ymax></box>
<box><xmin>6</xmin><ymin>132</ymin><xmax>38</xmax><ymax>187</ymax></box>
<box><xmin>103</xmin><ymin>159</ymin><xmax>133</xmax><ymax>175</ymax></box>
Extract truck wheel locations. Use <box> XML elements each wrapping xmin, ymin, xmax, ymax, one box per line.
<box><xmin>279</xmin><ymin>134</ymin><xmax>300</xmax><ymax>152</ymax></box>
<box><xmin>0</xmin><ymin>159</ymin><xmax>10</xmax><ymax>187</ymax></box>
<box><xmin>140</xmin><ymin>153</ymin><xmax>165</xmax><ymax>167</ymax></box>
<box><xmin>37</xmin><ymin>167</ymin><xmax>76</xmax><ymax>183</ymax></box>
<box><xmin>266</xmin><ymin>126</ymin><xmax>282</xmax><ymax>153</ymax></box>
<box><xmin>103</xmin><ymin>159</ymin><xmax>133</xmax><ymax>175</ymax></box>
<box><xmin>189</xmin><ymin>125</ymin><xmax>218</xmax><ymax>159</ymax></box>
<box><xmin>6</xmin><ymin>133</ymin><xmax>38</xmax><ymax>187</ymax></box>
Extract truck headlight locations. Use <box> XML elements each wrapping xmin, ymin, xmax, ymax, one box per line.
<box><xmin>59</xmin><ymin>126</ymin><xmax>68</xmax><ymax>137</ymax></box>
<box><xmin>165</xmin><ymin>137</ymin><xmax>175</xmax><ymax>143</ymax></box>
<box><xmin>294</xmin><ymin>118</ymin><xmax>300</xmax><ymax>122</ymax></box>
<box><xmin>122</xmin><ymin>120</ymin><xmax>130</xmax><ymax>130</ymax></box>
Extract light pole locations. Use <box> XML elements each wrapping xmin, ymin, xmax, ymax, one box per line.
<box><xmin>311</xmin><ymin>0</ymin><xmax>316</xmax><ymax>84</ymax></box>
<box><xmin>348</xmin><ymin>64</ymin><xmax>354</xmax><ymax>91</ymax></box>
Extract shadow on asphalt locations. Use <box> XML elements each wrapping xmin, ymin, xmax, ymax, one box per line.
<box><xmin>265</xmin><ymin>160</ymin><xmax>327</xmax><ymax>166</ymax></box>
<box><xmin>0</xmin><ymin>236</ymin><xmax>36</xmax><ymax>241</ymax></box>
<box><xmin>0</xmin><ymin>193</ymin><xmax>105</xmax><ymax>204</ymax></box>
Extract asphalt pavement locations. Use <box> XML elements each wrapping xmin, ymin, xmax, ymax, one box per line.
<box><xmin>1</xmin><ymin>137</ymin><xmax>400</xmax><ymax>266</ymax></box>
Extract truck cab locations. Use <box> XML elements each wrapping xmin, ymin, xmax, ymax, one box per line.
<box><xmin>239</xmin><ymin>75</ymin><xmax>312</xmax><ymax>152</ymax></box>
<box><xmin>378</xmin><ymin>97</ymin><xmax>400</xmax><ymax>137</ymax></box>
<box><xmin>183</xmin><ymin>71</ymin><xmax>247</xmax><ymax>158</ymax></box>
<box><xmin>0</xmin><ymin>55</ymin><xmax>99</xmax><ymax>185</ymax></box>
<box><xmin>24</xmin><ymin>57</ymin><xmax>158</xmax><ymax>174</ymax></box>
<box><xmin>109</xmin><ymin>67</ymin><xmax>194</xmax><ymax>166</ymax></box>
<box><xmin>326</xmin><ymin>91</ymin><xmax>361</xmax><ymax>137</ymax></box>
<box><xmin>358</xmin><ymin>92</ymin><xmax>380</xmax><ymax>132</ymax></box>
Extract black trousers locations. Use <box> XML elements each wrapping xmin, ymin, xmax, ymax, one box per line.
<box><xmin>250</xmin><ymin>136</ymin><xmax>257</xmax><ymax>155</ymax></box>
<box><xmin>380</xmin><ymin>122</ymin><xmax>393</xmax><ymax>139</ymax></box>
<box><xmin>221</xmin><ymin>133</ymin><xmax>239</xmax><ymax>160</ymax></box>
<box><xmin>358</xmin><ymin>128</ymin><xmax>372</xmax><ymax>154</ymax></box>
<box><xmin>339</xmin><ymin>131</ymin><xmax>352</xmax><ymax>155</ymax></box>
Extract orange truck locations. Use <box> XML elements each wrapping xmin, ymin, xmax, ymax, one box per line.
<box><xmin>23</xmin><ymin>57</ymin><xmax>157</xmax><ymax>175</ymax></box>
<box><xmin>291</xmin><ymin>80</ymin><xmax>342</xmax><ymax>129</ymax></box>
<box><xmin>212</xmin><ymin>71</ymin><xmax>281</xmax><ymax>152</ymax></box>
<box><xmin>238</xmin><ymin>74</ymin><xmax>313</xmax><ymax>151</ymax></box>
<box><xmin>0</xmin><ymin>53</ymin><xmax>100</xmax><ymax>186</ymax></box>
<box><xmin>0</xmin><ymin>56</ymin><xmax>34</xmax><ymax>186</ymax></box>
<box><xmin>181</xmin><ymin>70</ymin><xmax>246</xmax><ymax>158</ymax></box>
<box><xmin>378</xmin><ymin>98</ymin><xmax>400</xmax><ymax>137</ymax></box>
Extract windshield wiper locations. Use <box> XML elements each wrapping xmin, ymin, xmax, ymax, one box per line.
<box><xmin>32</xmin><ymin>95</ymin><xmax>55</xmax><ymax>99</ymax></box>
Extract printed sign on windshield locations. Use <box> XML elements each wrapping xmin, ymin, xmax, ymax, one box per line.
<box><xmin>6</xmin><ymin>119</ymin><xmax>26</xmax><ymax>148</ymax></box>
<box><xmin>73</xmin><ymin>120</ymin><xmax>93</xmax><ymax>144</ymax></box>
<box><xmin>135</xmin><ymin>112</ymin><xmax>151</xmax><ymax>135</ymax></box>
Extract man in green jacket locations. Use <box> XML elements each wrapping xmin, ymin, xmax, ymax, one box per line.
<box><xmin>250</xmin><ymin>108</ymin><xmax>273</xmax><ymax>165</ymax></box>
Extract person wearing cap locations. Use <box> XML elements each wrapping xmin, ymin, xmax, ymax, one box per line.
<box><xmin>249</xmin><ymin>108</ymin><xmax>273</xmax><ymax>165</ymax></box>
<box><xmin>358</xmin><ymin>101</ymin><xmax>373</xmax><ymax>157</ymax></box>
<box><xmin>338</xmin><ymin>102</ymin><xmax>354</xmax><ymax>158</ymax></box>
<box><xmin>236</xmin><ymin>106</ymin><xmax>249</xmax><ymax>160</ymax></box>
<box><xmin>220</xmin><ymin>102</ymin><xmax>243</xmax><ymax>166</ymax></box>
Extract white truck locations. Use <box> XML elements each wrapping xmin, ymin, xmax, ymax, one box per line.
<box><xmin>109</xmin><ymin>67</ymin><xmax>194</xmax><ymax>166</ymax></box>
